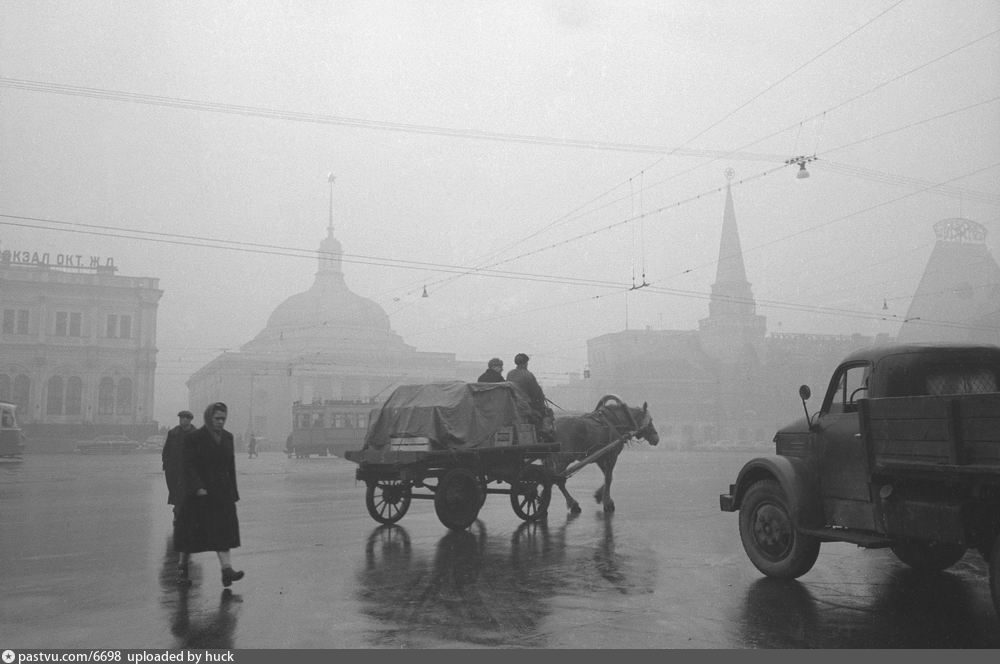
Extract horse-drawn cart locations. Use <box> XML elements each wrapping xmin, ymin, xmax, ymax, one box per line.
<box><xmin>344</xmin><ymin>381</ymin><xmax>561</xmax><ymax>530</ymax></box>
<box><xmin>345</xmin><ymin>382</ymin><xmax>657</xmax><ymax>530</ymax></box>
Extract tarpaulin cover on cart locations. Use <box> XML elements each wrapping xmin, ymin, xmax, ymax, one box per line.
<box><xmin>363</xmin><ymin>381</ymin><xmax>533</xmax><ymax>450</ymax></box>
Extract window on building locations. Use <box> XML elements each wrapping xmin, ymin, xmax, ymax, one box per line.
<box><xmin>106</xmin><ymin>314</ymin><xmax>117</xmax><ymax>338</ymax></box>
<box><xmin>2</xmin><ymin>310</ymin><xmax>13</xmax><ymax>334</ymax></box>
<box><xmin>116</xmin><ymin>378</ymin><xmax>133</xmax><ymax>415</ymax></box>
<box><xmin>65</xmin><ymin>376</ymin><xmax>83</xmax><ymax>416</ymax></box>
<box><xmin>16</xmin><ymin>310</ymin><xmax>28</xmax><ymax>335</ymax></box>
<box><xmin>0</xmin><ymin>374</ymin><xmax>10</xmax><ymax>401</ymax></box>
<box><xmin>54</xmin><ymin>311</ymin><xmax>82</xmax><ymax>337</ymax></box>
<box><xmin>98</xmin><ymin>378</ymin><xmax>114</xmax><ymax>415</ymax></box>
<box><xmin>46</xmin><ymin>376</ymin><xmax>64</xmax><ymax>415</ymax></box>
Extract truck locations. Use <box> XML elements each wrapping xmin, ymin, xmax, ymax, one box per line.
<box><xmin>719</xmin><ymin>343</ymin><xmax>1000</xmax><ymax>617</ymax></box>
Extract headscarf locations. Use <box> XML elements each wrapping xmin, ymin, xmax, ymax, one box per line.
<box><xmin>203</xmin><ymin>401</ymin><xmax>228</xmax><ymax>425</ymax></box>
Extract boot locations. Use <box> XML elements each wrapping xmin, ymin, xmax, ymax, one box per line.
<box><xmin>221</xmin><ymin>566</ymin><xmax>244</xmax><ymax>587</ymax></box>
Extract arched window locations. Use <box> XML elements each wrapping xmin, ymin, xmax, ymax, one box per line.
<box><xmin>47</xmin><ymin>376</ymin><xmax>64</xmax><ymax>415</ymax></box>
<box><xmin>65</xmin><ymin>376</ymin><xmax>83</xmax><ymax>416</ymax></box>
<box><xmin>13</xmin><ymin>375</ymin><xmax>29</xmax><ymax>413</ymax></box>
<box><xmin>0</xmin><ymin>374</ymin><xmax>10</xmax><ymax>402</ymax></box>
<box><xmin>116</xmin><ymin>378</ymin><xmax>133</xmax><ymax>415</ymax></box>
<box><xmin>98</xmin><ymin>378</ymin><xmax>115</xmax><ymax>415</ymax></box>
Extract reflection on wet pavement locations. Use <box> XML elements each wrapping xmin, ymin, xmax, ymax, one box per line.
<box><xmin>739</xmin><ymin>558</ymin><xmax>998</xmax><ymax>648</ymax></box>
<box><xmin>158</xmin><ymin>536</ymin><xmax>242</xmax><ymax>649</ymax></box>
<box><xmin>356</xmin><ymin>512</ymin><xmax>658</xmax><ymax>648</ymax></box>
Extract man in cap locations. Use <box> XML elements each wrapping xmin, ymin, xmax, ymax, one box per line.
<box><xmin>162</xmin><ymin>409</ymin><xmax>196</xmax><ymax>583</ymax></box>
<box><xmin>505</xmin><ymin>353</ymin><xmax>553</xmax><ymax>439</ymax></box>
<box><xmin>477</xmin><ymin>357</ymin><xmax>505</xmax><ymax>383</ymax></box>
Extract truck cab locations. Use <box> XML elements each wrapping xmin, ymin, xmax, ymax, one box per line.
<box><xmin>720</xmin><ymin>343</ymin><xmax>1000</xmax><ymax>618</ymax></box>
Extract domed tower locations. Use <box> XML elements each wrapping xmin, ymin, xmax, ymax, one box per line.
<box><xmin>186</xmin><ymin>177</ymin><xmax>458</xmax><ymax>446</ymax></box>
<box><xmin>240</xmin><ymin>224</ymin><xmax>412</xmax><ymax>355</ymax></box>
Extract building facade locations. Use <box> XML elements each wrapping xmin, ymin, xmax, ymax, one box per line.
<box><xmin>186</xmin><ymin>221</ymin><xmax>466</xmax><ymax>449</ymax></box>
<box><xmin>0</xmin><ymin>246</ymin><xmax>162</xmax><ymax>449</ymax></box>
<box><xmin>547</xmin><ymin>189</ymin><xmax>998</xmax><ymax>450</ymax></box>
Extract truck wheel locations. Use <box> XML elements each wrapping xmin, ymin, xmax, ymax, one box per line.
<box><xmin>739</xmin><ymin>479</ymin><xmax>820</xmax><ymax>579</ymax></box>
<box><xmin>989</xmin><ymin>533</ymin><xmax>1000</xmax><ymax>619</ymax></box>
<box><xmin>365</xmin><ymin>479</ymin><xmax>412</xmax><ymax>524</ymax></box>
<box><xmin>890</xmin><ymin>540</ymin><xmax>966</xmax><ymax>571</ymax></box>
<box><xmin>434</xmin><ymin>467</ymin><xmax>483</xmax><ymax>531</ymax></box>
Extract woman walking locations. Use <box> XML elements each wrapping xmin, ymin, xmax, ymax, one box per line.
<box><xmin>175</xmin><ymin>402</ymin><xmax>245</xmax><ymax>587</ymax></box>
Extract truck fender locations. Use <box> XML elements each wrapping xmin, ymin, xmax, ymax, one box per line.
<box><xmin>729</xmin><ymin>455</ymin><xmax>823</xmax><ymax>530</ymax></box>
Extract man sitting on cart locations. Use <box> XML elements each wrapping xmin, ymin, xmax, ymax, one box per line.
<box><xmin>506</xmin><ymin>353</ymin><xmax>554</xmax><ymax>441</ymax></box>
<box><xmin>477</xmin><ymin>357</ymin><xmax>505</xmax><ymax>383</ymax></box>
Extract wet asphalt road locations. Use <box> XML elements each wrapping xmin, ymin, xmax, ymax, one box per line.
<box><xmin>1</xmin><ymin>448</ymin><xmax>998</xmax><ymax>649</ymax></box>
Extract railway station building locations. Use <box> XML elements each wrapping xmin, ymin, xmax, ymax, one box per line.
<box><xmin>0</xmin><ymin>244</ymin><xmax>162</xmax><ymax>450</ymax></box>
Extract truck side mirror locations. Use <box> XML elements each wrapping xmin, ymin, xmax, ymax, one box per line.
<box><xmin>798</xmin><ymin>385</ymin><xmax>815</xmax><ymax>429</ymax></box>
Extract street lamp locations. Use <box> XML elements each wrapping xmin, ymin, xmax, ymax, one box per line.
<box><xmin>785</xmin><ymin>155</ymin><xmax>817</xmax><ymax>179</ymax></box>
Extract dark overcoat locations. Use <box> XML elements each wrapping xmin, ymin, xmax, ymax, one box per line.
<box><xmin>161</xmin><ymin>425</ymin><xmax>189</xmax><ymax>506</ymax></box>
<box><xmin>174</xmin><ymin>426</ymin><xmax>241</xmax><ymax>553</ymax></box>
<box><xmin>477</xmin><ymin>369</ymin><xmax>504</xmax><ymax>383</ymax></box>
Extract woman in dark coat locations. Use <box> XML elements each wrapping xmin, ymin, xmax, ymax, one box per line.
<box><xmin>175</xmin><ymin>402</ymin><xmax>244</xmax><ymax>587</ymax></box>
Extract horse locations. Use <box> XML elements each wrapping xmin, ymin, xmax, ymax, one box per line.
<box><xmin>546</xmin><ymin>395</ymin><xmax>659</xmax><ymax>513</ymax></box>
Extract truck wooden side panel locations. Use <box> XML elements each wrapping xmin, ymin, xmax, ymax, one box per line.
<box><xmin>863</xmin><ymin>393</ymin><xmax>1000</xmax><ymax>475</ymax></box>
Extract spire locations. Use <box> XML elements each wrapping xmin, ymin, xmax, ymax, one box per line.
<box><xmin>327</xmin><ymin>173</ymin><xmax>336</xmax><ymax>233</ymax></box>
<box><xmin>318</xmin><ymin>173</ymin><xmax>343</xmax><ymax>278</ymax></box>
<box><xmin>698</xmin><ymin>170</ymin><xmax>766</xmax><ymax>358</ymax></box>
<box><xmin>715</xmin><ymin>181</ymin><xmax>749</xmax><ymax>286</ymax></box>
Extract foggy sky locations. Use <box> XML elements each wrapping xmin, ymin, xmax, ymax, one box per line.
<box><xmin>2</xmin><ymin>0</ymin><xmax>999</xmax><ymax>425</ymax></box>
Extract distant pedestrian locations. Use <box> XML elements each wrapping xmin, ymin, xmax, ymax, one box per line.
<box><xmin>247</xmin><ymin>433</ymin><xmax>258</xmax><ymax>459</ymax></box>
<box><xmin>477</xmin><ymin>357</ymin><xmax>504</xmax><ymax>383</ymax></box>
<box><xmin>162</xmin><ymin>410</ymin><xmax>196</xmax><ymax>583</ymax></box>
<box><xmin>175</xmin><ymin>402</ymin><xmax>245</xmax><ymax>588</ymax></box>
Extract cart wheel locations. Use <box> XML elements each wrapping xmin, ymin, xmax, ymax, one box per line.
<box><xmin>510</xmin><ymin>464</ymin><xmax>551</xmax><ymax>522</ymax></box>
<box><xmin>365</xmin><ymin>479</ymin><xmax>412</xmax><ymax>524</ymax></box>
<box><xmin>434</xmin><ymin>467</ymin><xmax>483</xmax><ymax>531</ymax></box>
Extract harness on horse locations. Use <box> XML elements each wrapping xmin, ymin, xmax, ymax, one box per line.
<box><xmin>583</xmin><ymin>400</ymin><xmax>641</xmax><ymax>456</ymax></box>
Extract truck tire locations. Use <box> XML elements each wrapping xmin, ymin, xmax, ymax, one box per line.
<box><xmin>739</xmin><ymin>479</ymin><xmax>820</xmax><ymax>579</ymax></box>
<box><xmin>890</xmin><ymin>540</ymin><xmax>966</xmax><ymax>572</ymax></box>
<box><xmin>990</xmin><ymin>533</ymin><xmax>1000</xmax><ymax>619</ymax></box>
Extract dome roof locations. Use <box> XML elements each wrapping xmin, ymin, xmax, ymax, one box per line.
<box><xmin>241</xmin><ymin>227</ymin><xmax>410</xmax><ymax>353</ymax></box>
